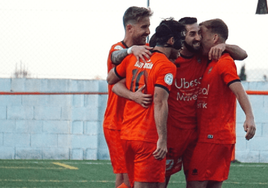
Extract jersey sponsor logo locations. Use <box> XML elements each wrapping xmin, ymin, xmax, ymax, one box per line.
<box><xmin>177</xmin><ymin>91</ymin><xmax>198</xmax><ymax>101</ymax></box>
<box><xmin>175</xmin><ymin>77</ymin><xmax>202</xmax><ymax>89</ymax></box>
<box><xmin>175</xmin><ymin>77</ymin><xmax>202</xmax><ymax>101</ymax></box>
<box><xmin>197</xmin><ymin>101</ymin><xmax>207</xmax><ymax>108</ymax></box>
<box><xmin>165</xmin><ymin>73</ymin><xmax>173</xmax><ymax>85</ymax></box>
<box><xmin>198</xmin><ymin>84</ymin><xmax>210</xmax><ymax>96</ymax></box>
<box><xmin>114</xmin><ymin>45</ymin><xmax>124</xmax><ymax>50</ymax></box>
<box><xmin>197</xmin><ymin>84</ymin><xmax>210</xmax><ymax>109</ymax></box>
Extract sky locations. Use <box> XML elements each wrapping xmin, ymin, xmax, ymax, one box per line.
<box><xmin>0</xmin><ymin>0</ymin><xmax>267</xmax><ymax>81</ymax></box>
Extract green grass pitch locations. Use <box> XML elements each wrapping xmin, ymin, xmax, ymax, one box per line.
<box><xmin>0</xmin><ymin>160</ymin><xmax>267</xmax><ymax>188</ymax></box>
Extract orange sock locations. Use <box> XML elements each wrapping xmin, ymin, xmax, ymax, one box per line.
<box><xmin>117</xmin><ymin>182</ymin><xmax>129</xmax><ymax>188</ymax></box>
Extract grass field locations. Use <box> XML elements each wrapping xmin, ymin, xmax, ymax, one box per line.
<box><xmin>0</xmin><ymin>160</ymin><xmax>267</xmax><ymax>188</ymax></box>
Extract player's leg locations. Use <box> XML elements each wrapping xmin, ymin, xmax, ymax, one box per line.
<box><xmin>187</xmin><ymin>181</ymin><xmax>208</xmax><ymax>188</ymax></box>
<box><xmin>123</xmin><ymin>173</ymin><xmax>131</xmax><ymax>187</ymax></box>
<box><xmin>164</xmin><ymin>176</ymin><xmax>171</xmax><ymax>188</ymax></box>
<box><xmin>115</xmin><ymin>174</ymin><xmax>124</xmax><ymax>187</ymax></box>
<box><xmin>117</xmin><ymin>173</ymin><xmax>131</xmax><ymax>188</ymax></box>
<box><xmin>134</xmin><ymin>182</ymin><xmax>162</xmax><ymax>188</ymax></box>
<box><xmin>207</xmin><ymin>181</ymin><xmax>223</xmax><ymax>188</ymax></box>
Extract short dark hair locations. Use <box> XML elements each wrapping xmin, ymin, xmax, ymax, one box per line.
<box><xmin>178</xmin><ymin>17</ymin><xmax>197</xmax><ymax>25</ymax></box>
<box><xmin>154</xmin><ymin>18</ymin><xmax>185</xmax><ymax>47</ymax></box>
<box><xmin>200</xmin><ymin>19</ymin><xmax>228</xmax><ymax>42</ymax></box>
<box><xmin>123</xmin><ymin>6</ymin><xmax>153</xmax><ymax>28</ymax></box>
<box><xmin>149</xmin><ymin>33</ymin><xmax>157</xmax><ymax>47</ymax></box>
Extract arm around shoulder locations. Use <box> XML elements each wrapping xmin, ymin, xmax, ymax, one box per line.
<box><xmin>225</xmin><ymin>44</ymin><xmax>248</xmax><ymax>61</ymax></box>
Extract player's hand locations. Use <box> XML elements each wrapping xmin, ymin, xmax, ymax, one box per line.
<box><xmin>132</xmin><ymin>45</ymin><xmax>152</xmax><ymax>63</ymax></box>
<box><xmin>243</xmin><ymin>117</ymin><xmax>256</xmax><ymax>140</ymax></box>
<box><xmin>131</xmin><ymin>85</ymin><xmax>152</xmax><ymax>108</ymax></box>
<box><xmin>153</xmin><ymin>138</ymin><xmax>167</xmax><ymax>160</ymax></box>
<box><xmin>208</xmin><ymin>43</ymin><xmax>226</xmax><ymax>60</ymax></box>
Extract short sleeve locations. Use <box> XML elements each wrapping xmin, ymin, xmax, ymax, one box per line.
<box><xmin>109</xmin><ymin>44</ymin><xmax>125</xmax><ymax>61</ymax></box>
<box><xmin>107</xmin><ymin>42</ymin><xmax>126</xmax><ymax>72</ymax></box>
<box><xmin>217</xmin><ymin>56</ymin><xmax>240</xmax><ymax>86</ymax></box>
<box><xmin>155</xmin><ymin>62</ymin><xmax>176</xmax><ymax>92</ymax></box>
<box><xmin>114</xmin><ymin>55</ymin><xmax>132</xmax><ymax>79</ymax></box>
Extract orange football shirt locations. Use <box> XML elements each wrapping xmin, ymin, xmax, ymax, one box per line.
<box><xmin>197</xmin><ymin>53</ymin><xmax>240</xmax><ymax>144</ymax></box>
<box><xmin>115</xmin><ymin>51</ymin><xmax>176</xmax><ymax>143</ymax></box>
<box><xmin>168</xmin><ymin>55</ymin><xmax>208</xmax><ymax>129</ymax></box>
<box><xmin>103</xmin><ymin>41</ymin><xmax>128</xmax><ymax>130</ymax></box>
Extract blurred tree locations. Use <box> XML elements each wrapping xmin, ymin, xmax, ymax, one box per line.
<box><xmin>239</xmin><ymin>64</ymin><xmax>247</xmax><ymax>81</ymax></box>
<box><xmin>12</xmin><ymin>61</ymin><xmax>31</xmax><ymax>78</ymax></box>
<box><xmin>256</xmin><ymin>0</ymin><xmax>268</xmax><ymax>14</ymax></box>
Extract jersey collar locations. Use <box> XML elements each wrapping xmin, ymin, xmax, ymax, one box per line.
<box><xmin>121</xmin><ymin>41</ymin><xmax>129</xmax><ymax>48</ymax></box>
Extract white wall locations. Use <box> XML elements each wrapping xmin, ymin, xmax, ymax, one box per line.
<box><xmin>0</xmin><ymin>78</ymin><xmax>267</xmax><ymax>162</ymax></box>
<box><xmin>236</xmin><ymin>82</ymin><xmax>268</xmax><ymax>162</ymax></box>
<box><xmin>0</xmin><ymin>78</ymin><xmax>109</xmax><ymax>160</ymax></box>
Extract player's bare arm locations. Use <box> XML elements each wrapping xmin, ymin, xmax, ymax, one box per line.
<box><xmin>229</xmin><ymin>82</ymin><xmax>256</xmax><ymax>140</ymax></box>
<box><xmin>107</xmin><ymin>68</ymin><xmax>121</xmax><ymax>85</ymax></box>
<box><xmin>208</xmin><ymin>44</ymin><xmax>248</xmax><ymax>61</ymax></box>
<box><xmin>112</xmin><ymin>79</ymin><xmax>152</xmax><ymax>108</ymax></box>
<box><xmin>153</xmin><ymin>87</ymin><xmax>169</xmax><ymax>160</ymax></box>
<box><xmin>111</xmin><ymin>45</ymin><xmax>152</xmax><ymax>65</ymax></box>
<box><xmin>111</xmin><ymin>49</ymin><xmax>128</xmax><ymax>65</ymax></box>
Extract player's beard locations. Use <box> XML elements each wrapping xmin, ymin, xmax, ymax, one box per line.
<box><xmin>184</xmin><ymin>40</ymin><xmax>200</xmax><ymax>53</ymax></box>
<box><xmin>133</xmin><ymin>34</ymin><xmax>148</xmax><ymax>45</ymax></box>
<box><xmin>169</xmin><ymin>48</ymin><xmax>180</xmax><ymax>60</ymax></box>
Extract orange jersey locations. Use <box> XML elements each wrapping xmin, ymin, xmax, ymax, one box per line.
<box><xmin>115</xmin><ymin>51</ymin><xmax>176</xmax><ymax>143</ymax></box>
<box><xmin>197</xmin><ymin>53</ymin><xmax>240</xmax><ymax>144</ymax></box>
<box><xmin>103</xmin><ymin>41</ymin><xmax>128</xmax><ymax>130</ymax></box>
<box><xmin>168</xmin><ymin>55</ymin><xmax>208</xmax><ymax>129</ymax></box>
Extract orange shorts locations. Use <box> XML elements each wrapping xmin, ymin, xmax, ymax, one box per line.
<box><xmin>103</xmin><ymin>128</ymin><xmax>127</xmax><ymax>174</ymax></box>
<box><xmin>187</xmin><ymin>142</ymin><xmax>234</xmax><ymax>182</ymax></box>
<box><xmin>122</xmin><ymin>140</ymin><xmax>166</xmax><ymax>185</ymax></box>
<box><xmin>166</xmin><ymin>126</ymin><xmax>198</xmax><ymax>176</ymax></box>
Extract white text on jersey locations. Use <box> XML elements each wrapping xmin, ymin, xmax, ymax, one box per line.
<box><xmin>134</xmin><ymin>61</ymin><xmax>153</xmax><ymax>69</ymax></box>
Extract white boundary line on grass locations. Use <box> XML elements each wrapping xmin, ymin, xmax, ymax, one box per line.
<box><xmin>231</xmin><ymin>164</ymin><xmax>268</xmax><ymax>167</ymax></box>
<box><xmin>0</xmin><ymin>166</ymin><xmax>65</xmax><ymax>170</ymax></box>
<box><xmin>0</xmin><ymin>179</ymin><xmax>267</xmax><ymax>185</ymax></box>
<box><xmin>0</xmin><ymin>161</ymin><xmax>112</xmax><ymax>165</ymax></box>
<box><xmin>1</xmin><ymin>161</ymin><xmax>268</xmax><ymax>167</ymax></box>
